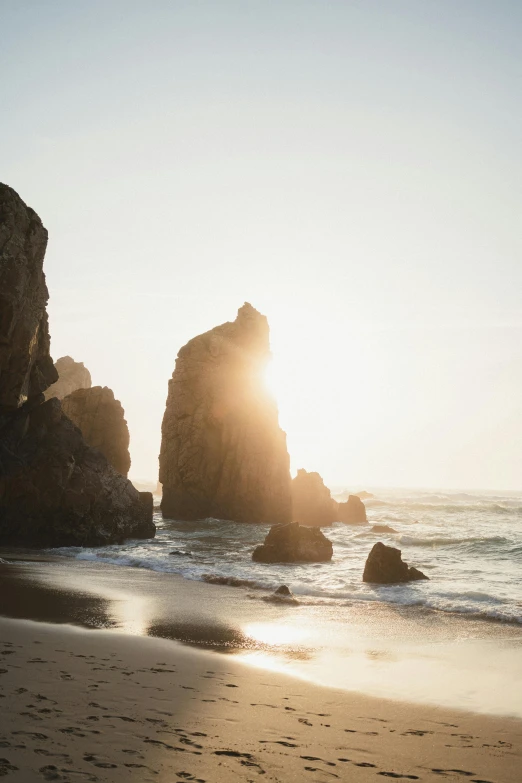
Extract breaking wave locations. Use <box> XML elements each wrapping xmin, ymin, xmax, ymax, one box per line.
<box><xmin>48</xmin><ymin>487</ymin><xmax>522</xmax><ymax>627</ymax></box>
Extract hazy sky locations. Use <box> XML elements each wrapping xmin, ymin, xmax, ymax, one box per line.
<box><xmin>2</xmin><ymin>1</ymin><xmax>521</xmax><ymax>490</ymax></box>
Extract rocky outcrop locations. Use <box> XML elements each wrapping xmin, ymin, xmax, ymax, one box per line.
<box><xmin>362</xmin><ymin>542</ymin><xmax>428</xmax><ymax>583</ymax></box>
<box><xmin>252</xmin><ymin>522</ymin><xmax>333</xmax><ymax>563</ymax></box>
<box><xmin>0</xmin><ymin>184</ymin><xmax>154</xmax><ymax>547</ymax></box>
<box><xmin>291</xmin><ymin>469</ymin><xmax>337</xmax><ymax>526</ymax></box>
<box><xmin>0</xmin><ymin>398</ymin><xmax>153</xmax><ymax>546</ymax></box>
<box><xmin>61</xmin><ymin>386</ymin><xmax>131</xmax><ymax>476</ymax></box>
<box><xmin>264</xmin><ymin>584</ymin><xmax>299</xmax><ymax>604</ymax></box>
<box><xmin>354</xmin><ymin>490</ymin><xmax>373</xmax><ymax>499</ymax></box>
<box><xmin>371</xmin><ymin>524</ymin><xmax>397</xmax><ymax>534</ymax></box>
<box><xmin>337</xmin><ymin>494</ymin><xmax>368</xmax><ymax>525</ymax></box>
<box><xmin>159</xmin><ymin>303</ymin><xmax>292</xmax><ymax>524</ymax></box>
<box><xmin>0</xmin><ymin>184</ymin><xmax>57</xmax><ymax>412</ymax></box>
<box><xmin>44</xmin><ymin>356</ymin><xmax>91</xmax><ymax>401</ymax></box>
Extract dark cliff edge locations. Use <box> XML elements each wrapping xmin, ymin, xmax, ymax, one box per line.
<box><xmin>0</xmin><ymin>183</ymin><xmax>154</xmax><ymax>546</ymax></box>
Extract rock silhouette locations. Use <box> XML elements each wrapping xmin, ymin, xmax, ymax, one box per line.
<box><xmin>274</xmin><ymin>584</ymin><xmax>292</xmax><ymax>596</ymax></box>
<box><xmin>337</xmin><ymin>494</ymin><xmax>368</xmax><ymax>525</ymax></box>
<box><xmin>252</xmin><ymin>522</ymin><xmax>333</xmax><ymax>563</ymax></box>
<box><xmin>0</xmin><ymin>185</ymin><xmax>57</xmax><ymax>411</ymax></box>
<box><xmin>44</xmin><ymin>355</ymin><xmax>91</xmax><ymax>401</ymax></box>
<box><xmin>62</xmin><ymin>386</ymin><xmax>131</xmax><ymax>476</ymax></box>
<box><xmin>291</xmin><ymin>469</ymin><xmax>337</xmax><ymax>526</ymax></box>
<box><xmin>363</xmin><ymin>542</ymin><xmax>428</xmax><ymax>583</ymax></box>
<box><xmin>371</xmin><ymin>524</ymin><xmax>397</xmax><ymax>534</ymax></box>
<box><xmin>160</xmin><ymin>303</ymin><xmax>292</xmax><ymax>524</ymax></box>
<box><xmin>0</xmin><ymin>184</ymin><xmax>154</xmax><ymax>546</ymax></box>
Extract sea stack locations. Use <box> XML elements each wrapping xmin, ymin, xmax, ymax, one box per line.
<box><xmin>363</xmin><ymin>542</ymin><xmax>428</xmax><ymax>584</ymax></box>
<box><xmin>159</xmin><ymin>303</ymin><xmax>292</xmax><ymax>523</ymax></box>
<box><xmin>0</xmin><ymin>183</ymin><xmax>155</xmax><ymax>546</ymax></box>
<box><xmin>291</xmin><ymin>469</ymin><xmax>337</xmax><ymax>526</ymax></box>
<box><xmin>44</xmin><ymin>355</ymin><xmax>92</xmax><ymax>400</ymax></box>
<box><xmin>337</xmin><ymin>494</ymin><xmax>368</xmax><ymax>525</ymax></box>
<box><xmin>61</xmin><ymin>386</ymin><xmax>131</xmax><ymax>476</ymax></box>
<box><xmin>252</xmin><ymin>522</ymin><xmax>333</xmax><ymax>563</ymax></box>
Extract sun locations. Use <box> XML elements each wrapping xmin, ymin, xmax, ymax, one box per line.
<box><xmin>262</xmin><ymin>357</ymin><xmax>280</xmax><ymax>399</ymax></box>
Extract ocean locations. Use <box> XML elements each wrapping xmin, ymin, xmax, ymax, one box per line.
<box><xmin>50</xmin><ymin>488</ymin><xmax>522</xmax><ymax>626</ymax></box>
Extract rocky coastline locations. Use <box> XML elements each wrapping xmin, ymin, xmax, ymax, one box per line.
<box><xmin>0</xmin><ymin>184</ymin><xmax>154</xmax><ymax>547</ymax></box>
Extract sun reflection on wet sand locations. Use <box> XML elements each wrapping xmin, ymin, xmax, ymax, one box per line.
<box><xmin>111</xmin><ymin>593</ymin><xmax>150</xmax><ymax>637</ymax></box>
<box><xmin>4</xmin><ymin>559</ymin><xmax>522</xmax><ymax>719</ymax></box>
<box><xmin>242</xmin><ymin>621</ymin><xmax>309</xmax><ymax>647</ymax></box>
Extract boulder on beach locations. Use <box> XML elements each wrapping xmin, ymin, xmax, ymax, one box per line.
<box><xmin>264</xmin><ymin>584</ymin><xmax>299</xmax><ymax>604</ymax></box>
<box><xmin>291</xmin><ymin>468</ymin><xmax>337</xmax><ymax>526</ymax></box>
<box><xmin>44</xmin><ymin>355</ymin><xmax>91</xmax><ymax>401</ymax></box>
<box><xmin>61</xmin><ymin>386</ymin><xmax>131</xmax><ymax>476</ymax></box>
<box><xmin>159</xmin><ymin>303</ymin><xmax>292</xmax><ymax>524</ymax></box>
<box><xmin>0</xmin><ymin>183</ymin><xmax>155</xmax><ymax>547</ymax></box>
<box><xmin>371</xmin><ymin>524</ymin><xmax>397</xmax><ymax>534</ymax></box>
<box><xmin>337</xmin><ymin>494</ymin><xmax>368</xmax><ymax>525</ymax></box>
<box><xmin>252</xmin><ymin>522</ymin><xmax>333</xmax><ymax>563</ymax></box>
<box><xmin>362</xmin><ymin>542</ymin><xmax>428</xmax><ymax>584</ymax></box>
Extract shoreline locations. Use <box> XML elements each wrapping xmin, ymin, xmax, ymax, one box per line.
<box><xmin>1</xmin><ymin>614</ymin><xmax>521</xmax><ymax>782</ymax></box>
<box><xmin>1</xmin><ymin>555</ymin><xmax>522</xmax><ymax>722</ymax></box>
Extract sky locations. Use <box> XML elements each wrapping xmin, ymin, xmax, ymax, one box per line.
<box><xmin>2</xmin><ymin>0</ymin><xmax>521</xmax><ymax>490</ymax></box>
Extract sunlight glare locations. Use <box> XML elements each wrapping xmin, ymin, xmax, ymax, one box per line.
<box><xmin>243</xmin><ymin>622</ymin><xmax>309</xmax><ymax>647</ymax></box>
<box><xmin>262</xmin><ymin>357</ymin><xmax>280</xmax><ymax>399</ymax></box>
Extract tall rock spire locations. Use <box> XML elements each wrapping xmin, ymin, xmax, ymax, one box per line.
<box><xmin>159</xmin><ymin>303</ymin><xmax>292</xmax><ymax>523</ymax></box>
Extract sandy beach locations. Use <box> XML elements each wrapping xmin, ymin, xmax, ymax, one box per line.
<box><xmin>1</xmin><ymin>615</ymin><xmax>521</xmax><ymax>783</ymax></box>
<box><xmin>0</xmin><ymin>556</ymin><xmax>521</xmax><ymax>782</ymax></box>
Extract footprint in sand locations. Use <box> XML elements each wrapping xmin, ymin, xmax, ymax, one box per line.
<box><xmin>13</xmin><ymin>731</ymin><xmax>48</xmax><ymax>740</ymax></box>
<box><xmin>83</xmin><ymin>753</ymin><xmax>117</xmax><ymax>768</ymax></box>
<box><xmin>124</xmin><ymin>762</ymin><xmax>159</xmax><ymax>774</ymax></box>
<box><xmin>301</xmin><ymin>756</ymin><xmax>336</xmax><ymax>767</ymax></box>
<box><xmin>0</xmin><ymin>758</ymin><xmax>18</xmax><ymax>775</ymax></box>
<box><xmin>403</xmin><ymin>730</ymin><xmax>434</xmax><ymax>737</ymax></box>
<box><xmin>38</xmin><ymin>765</ymin><xmax>67</xmax><ymax>781</ymax></box>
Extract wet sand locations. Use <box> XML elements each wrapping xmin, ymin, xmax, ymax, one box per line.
<box><xmin>1</xmin><ymin>615</ymin><xmax>521</xmax><ymax>783</ymax></box>
<box><xmin>0</xmin><ymin>556</ymin><xmax>521</xmax><ymax>781</ymax></box>
<box><xmin>0</xmin><ymin>556</ymin><xmax>521</xmax><ymax>718</ymax></box>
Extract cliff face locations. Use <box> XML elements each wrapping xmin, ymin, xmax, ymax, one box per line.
<box><xmin>159</xmin><ymin>303</ymin><xmax>292</xmax><ymax>523</ymax></box>
<box><xmin>0</xmin><ymin>398</ymin><xmax>152</xmax><ymax>546</ymax></box>
<box><xmin>0</xmin><ymin>184</ymin><xmax>154</xmax><ymax>546</ymax></box>
<box><xmin>291</xmin><ymin>469</ymin><xmax>337</xmax><ymax>527</ymax></box>
<box><xmin>62</xmin><ymin>386</ymin><xmax>131</xmax><ymax>477</ymax></box>
<box><xmin>44</xmin><ymin>356</ymin><xmax>91</xmax><ymax>401</ymax></box>
<box><xmin>0</xmin><ymin>185</ymin><xmax>57</xmax><ymax>412</ymax></box>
